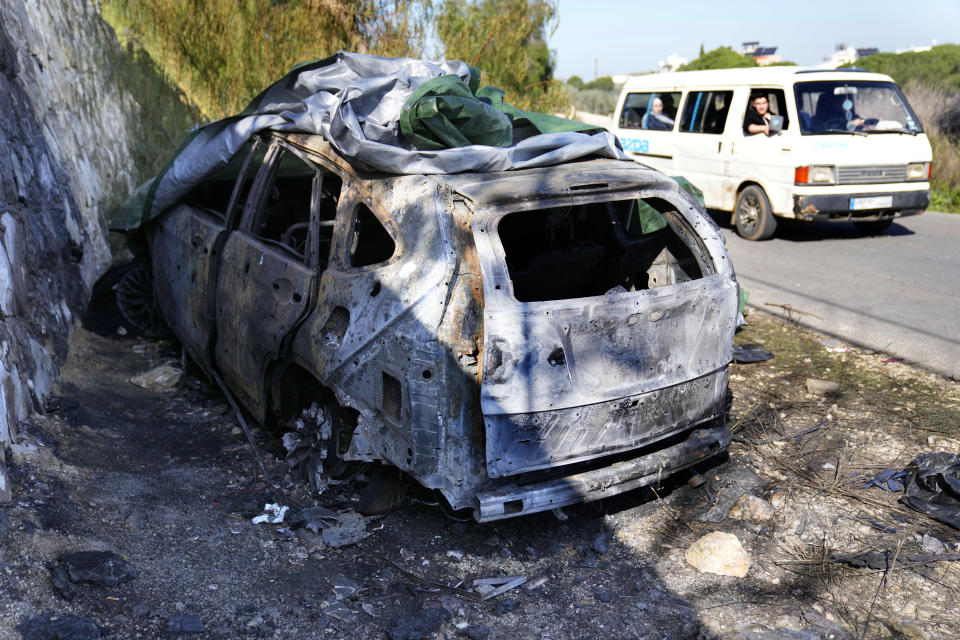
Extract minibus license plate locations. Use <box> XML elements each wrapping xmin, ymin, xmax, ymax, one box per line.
<box><xmin>850</xmin><ymin>196</ymin><xmax>893</xmax><ymax>210</ymax></box>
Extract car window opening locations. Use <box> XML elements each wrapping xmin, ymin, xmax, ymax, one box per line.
<box><xmin>184</xmin><ymin>140</ymin><xmax>260</xmax><ymax>220</ymax></box>
<box><xmin>680</xmin><ymin>90</ymin><xmax>733</xmax><ymax>134</ymax></box>
<box><xmin>350</xmin><ymin>203</ymin><xmax>396</xmax><ymax>268</ymax></box>
<box><xmin>498</xmin><ymin>198</ymin><xmax>704</xmax><ymax>302</ymax></box>
<box><xmin>256</xmin><ymin>150</ymin><xmax>315</xmax><ymax>262</ymax></box>
<box><xmin>317</xmin><ymin>173</ymin><xmax>342</xmax><ymax>270</ymax></box>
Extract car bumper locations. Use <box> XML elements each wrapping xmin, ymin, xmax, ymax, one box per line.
<box><xmin>793</xmin><ymin>189</ymin><xmax>929</xmax><ymax>222</ymax></box>
<box><xmin>474</xmin><ymin>424</ymin><xmax>731</xmax><ymax>521</ymax></box>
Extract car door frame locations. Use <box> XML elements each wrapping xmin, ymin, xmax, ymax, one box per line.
<box><xmin>212</xmin><ymin>138</ymin><xmax>325</xmax><ymax>420</ymax></box>
<box><xmin>149</xmin><ymin>137</ymin><xmax>265</xmax><ymax>372</ymax></box>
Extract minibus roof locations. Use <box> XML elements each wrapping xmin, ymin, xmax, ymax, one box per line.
<box><xmin>619</xmin><ymin>67</ymin><xmax>896</xmax><ymax>91</ymax></box>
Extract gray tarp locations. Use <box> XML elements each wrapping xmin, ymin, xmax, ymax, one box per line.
<box><xmin>112</xmin><ymin>51</ymin><xmax>629</xmax><ymax>231</ymax></box>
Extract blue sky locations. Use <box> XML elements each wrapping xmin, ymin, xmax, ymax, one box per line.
<box><xmin>549</xmin><ymin>0</ymin><xmax>960</xmax><ymax>79</ymax></box>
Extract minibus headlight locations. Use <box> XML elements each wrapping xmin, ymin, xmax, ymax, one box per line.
<box><xmin>906</xmin><ymin>162</ymin><xmax>930</xmax><ymax>180</ymax></box>
<box><xmin>810</xmin><ymin>165</ymin><xmax>836</xmax><ymax>184</ymax></box>
<box><xmin>795</xmin><ymin>165</ymin><xmax>836</xmax><ymax>185</ymax></box>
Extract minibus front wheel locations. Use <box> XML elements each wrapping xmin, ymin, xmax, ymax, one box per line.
<box><xmin>734</xmin><ymin>185</ymin><xmax>777</xmax><ymax>241</ymax></box>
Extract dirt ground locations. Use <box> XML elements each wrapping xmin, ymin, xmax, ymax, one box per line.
<box><xmin>1</xmin><ymin>310</ymin><xmax>959</xmax><ymax>640</ymax></box>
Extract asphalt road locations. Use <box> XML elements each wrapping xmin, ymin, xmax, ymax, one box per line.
<box><xmin>718</xmin><ymin>211</ymin><xmax>960</xmax><ymax>380</ymax></box>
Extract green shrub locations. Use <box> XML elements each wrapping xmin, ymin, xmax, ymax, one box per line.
<box><xmin>904</xmin><ymin>82</ymin><xmax>960</xmax><ymax>213</ymax></box>
<box><xmin>679</xmin><ymin>46</ymin><xmax>757</xmax><ymax>71</ymax></box>
<box><xmin>846</xmin><ymin>45</ymin><xmax>960</xmax><ymax>93</ymax></box>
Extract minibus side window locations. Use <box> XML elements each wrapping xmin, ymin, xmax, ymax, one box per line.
<box><xmin>679</xmin><ymin>90</ymin><xmax>733</xmax><ymax>134</ymax></box>
<box><xmin>619</xmin><ymin>92</ymin><xmax>682</xmax><ymax>131</ymax></box>
<box><xmin>743</xmin><ymin>88</ymin><xmax>790</xmax><ymax>133</ymax></box>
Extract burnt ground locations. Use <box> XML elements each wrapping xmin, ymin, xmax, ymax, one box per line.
<box><xmin>1</xmin><ymin>310</ymin><xmax>959</xmax><ymax>640</ymax></box>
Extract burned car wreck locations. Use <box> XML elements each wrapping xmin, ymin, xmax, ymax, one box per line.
<box><xmin>112</xmin><ymin>53</ymin><xmax>739</xmax><ymax>521</ymax></box>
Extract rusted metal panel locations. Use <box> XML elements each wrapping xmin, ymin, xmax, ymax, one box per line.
<box><xmin>215</xmin><ymin>234</ymin><xmax>314</xmax><ymax>418</ymax></box>
<box><xmin>483</xmin><ymin>370</ymin><xmax>728</xmax><ymax>477</ymax></box>
<box><xmin>149</xmin><ymin>204</ymin><xmax>223</xmax><ymax>370</ymax></box>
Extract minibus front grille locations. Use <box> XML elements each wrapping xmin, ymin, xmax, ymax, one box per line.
<box><xmin>837</xmin><ymin>165</ymin><xmax>908</xmax><ymax>185</ymax></box>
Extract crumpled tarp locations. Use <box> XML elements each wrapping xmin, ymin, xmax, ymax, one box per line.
<box><xmin>111</xmin><ymin>51</ymin><xmax>628</xmax><ymax>232</ymax></box>
<box><xmin>900</xmin><ymin>452</ymin><xmax>960</xmax><ymax>529</ymax></box>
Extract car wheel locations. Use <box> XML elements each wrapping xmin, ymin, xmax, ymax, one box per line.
<box><xmin>734</xmin><ymin>185</ymin><xmax>777</xmax><ymax>241</ymax></box>
<box><xmin>853</xmin><ymin>219</ymin><xmax>893</xmax><ymax>236</ymax></box>
<box><xmin>115</xmin><ymin>262</ymin><xmax>170</xmax><ymax>338</ymax></box>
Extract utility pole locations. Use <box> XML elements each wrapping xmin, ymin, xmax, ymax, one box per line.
<box><xmin>594</xmin><ymin>58</ymin><xmax>598</xmax><ymax>80</ymax></box>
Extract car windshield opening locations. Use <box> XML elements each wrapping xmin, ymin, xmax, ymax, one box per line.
<box><xmin>498</xmin><ymin>198</ymin><xmax>705</xmax><ymax>302</ymax></box>
<box><xmin>794</xmin><ymin>80</ymin><xmax>923</xmax><ymax>135</ymax></box>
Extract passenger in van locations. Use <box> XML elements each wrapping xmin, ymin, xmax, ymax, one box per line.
<box><xmin>811</xmin><ymin>92</ymin><xmax>866</xmax><ymax>131</ymax></box>
<box><xmin>645</xmin><ymin>97</ymin><xmax>675</xmax><ymax>130</ymax></box>
<box><xmin>743</xmin><ymin>93</ymin><xmax>773</xmax><ymax>135</ymax></box>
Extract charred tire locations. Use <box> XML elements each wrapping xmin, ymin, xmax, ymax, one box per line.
<box><xmin>283</xmin><ymin>403</ymin><xmax>356</xmax><ymax>494</ymax></box>
<box><xmin>853</xmin><ymin>219</ymin><xmax>893</xmax><ymax>236</ymax></box>
<box><xmin>115</xmin><ymin>262</ymin><xmax>170</xmax><ymax>338</ymax></box>
<box><xmin>734</xmin><ymin>185</ymin><xmax>777</xmax><ymax>241</ymax></box>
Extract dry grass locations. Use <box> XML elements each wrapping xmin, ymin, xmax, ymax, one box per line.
<box><xmin>904</xmin><ymin>83</ymin><xmax>960</xmax><ymax>212</ymax></box>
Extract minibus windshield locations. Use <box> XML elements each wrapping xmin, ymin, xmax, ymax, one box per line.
<box><xmin>794</xmin><ymin>81</ymin><xmax>923</xmax><ymax>135</ymax></box>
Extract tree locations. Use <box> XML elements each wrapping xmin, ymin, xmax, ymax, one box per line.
<box><xmin>103</xmin><ymin>0</ymin><xmax>435</xmax><ymax>119</ymax></box>
<box><xmin>583</xmin><ymin>76</ymin><xmax>615</xmax><ymax>91</ymax></box>
<box><xmin>679</xmin><ymin>46</ymin><xmax>757</xmax><ymax>71</ymax></box>
<box><xmin>845</xmin><ymin>44</ymin><xmax>960</xmax><ymax>93</ymax></box>
<box><xmin>435</xmin><ymin>0</ymin><xmax>567</xmax><ymax>112</ymax></box>
<box><xmin>566</xmin><ymin>75</ymin><xmax>584</xmax><ymax>89</ymax></box>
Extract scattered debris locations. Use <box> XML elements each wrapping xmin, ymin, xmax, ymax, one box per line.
<box><xmin>321</xmin><ymin>511</ymin><xmax>367</xmax><ymax>547</ymax></box>
<box><xmin>684</xmin><ymin>532</ymin><xmax>751</xmax><ymax>577</ymax></box>
<box><xmin>819</xmin><ymin>338</ymin><xmax>848</xmax><ymax>353</ymax></box>
<box><xmin>861</xmin><ymin>468</ymin><xmax>906</xmax><ymax>492</ymax></box>
<box><xmin>320</xmin><ymin>597</ymin><xmax>357</xmax><ymax>623</ymax></box>
<box><xmin>330</xmin><ymin>575</ymin><xmax>359</xmax><ymax>601</ymax></box>
<box><xmin>900</xmin><ymin>452</ymin><xmax>960</xmax><ymax>529</ymax></box>
<box><xmin>805</xmin><ymin>378</ymin><xmax>841</xmax><ymax>396</ymax></box>
<box><xmin>167</xmin><ymin>614</ymin><xmax>205</xmax><ymax>634</ymax></box>
<box><xmin>728</xmin><ymin>493</ymin><xmax>776</xmax><ymax>523</ymax></box>
<box><xmin>49</xmin><ymin>551</ymin><xmax>138</xmax><ymax>600</ymax></box>
<box><xmin>524</xmin><ymin>575</ymin><xmax>548</xmax><ymax>591</ymax></box>
<box><xmin>128</xmin><ymin>364</ymin><xmax>182</xmax><ymax>391</ymax></box>
<box><xmin>16</xmin><ymin>614</ymin><xmax>102</xmax><ymax>640</ymax></box>
<box><xmin>695</xmin><ymin>464</ymin><xmax>765</xmax><ymax>522</ymax></box>
<box><xmin>288</xmin><ymin>506</ymin><xmax>338</xmax><ymax>533</ymax></box>
<box><xmin>733</xmin><ymin>344</ymin><xmax>774</xmax><ymax>363</ymax></box>
<box><xmin>883</xmin><ymin>357</ymin><xmax>904</xmax><ymax>364</ymax></box>
<box><xmin>474</xmin><ymin>576</ymin><xmax>527</xmax><ymax>600</ymax></box>
<box><xmin>251</xmin><ymin>503</ymin><xmax>289</xmax><ymax>525</ymax></box>
<box><xmin>919</xmin><ymin>533</ymin><xmax>945</xmax><ymax>554</ymax></box>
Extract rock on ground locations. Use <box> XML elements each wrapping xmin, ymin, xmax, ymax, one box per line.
<box><xmin>684</xmin><ymin>531</ymin><xmax>751</xmax><ymax>578</ymax></box>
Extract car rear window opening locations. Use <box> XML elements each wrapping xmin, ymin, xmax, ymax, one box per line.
<box><xmin>498</xmin><ymin>198</ymin><xmax>705</xmax><ymax>302</ymax></box>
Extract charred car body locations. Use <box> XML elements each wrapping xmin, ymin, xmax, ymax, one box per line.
<box><xmin>126</xmin><ymin>129</ymin><xmax>739</xmax><ymax>521</ymax></box>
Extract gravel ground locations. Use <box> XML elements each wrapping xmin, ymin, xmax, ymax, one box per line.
<box><xmin>1</xmin><ymin>312</ymin><xmax>958</xmax><ymax>640</ymax></box>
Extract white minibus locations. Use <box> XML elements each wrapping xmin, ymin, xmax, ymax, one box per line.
<box><xmin>612</xmin><ymin>67</ymin><xmax>932</xmax><ymax>240</ymax></box>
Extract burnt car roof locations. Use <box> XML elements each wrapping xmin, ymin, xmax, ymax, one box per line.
<box><xmin>279</xmin><ymin>131</ymin><xmax>669</xmax><ymax>208</ymax></box>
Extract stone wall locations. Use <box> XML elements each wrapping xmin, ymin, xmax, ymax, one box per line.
<box><xmin>0</xmin><ymin>0</ymin><xmax>144</xmax><ymax>499</ymax></box>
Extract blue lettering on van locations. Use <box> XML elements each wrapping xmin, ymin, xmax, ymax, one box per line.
<box><xmin>619</xmin><ymin>137</ymin><xmax>649</xmax><ymax>154</ymax></box>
